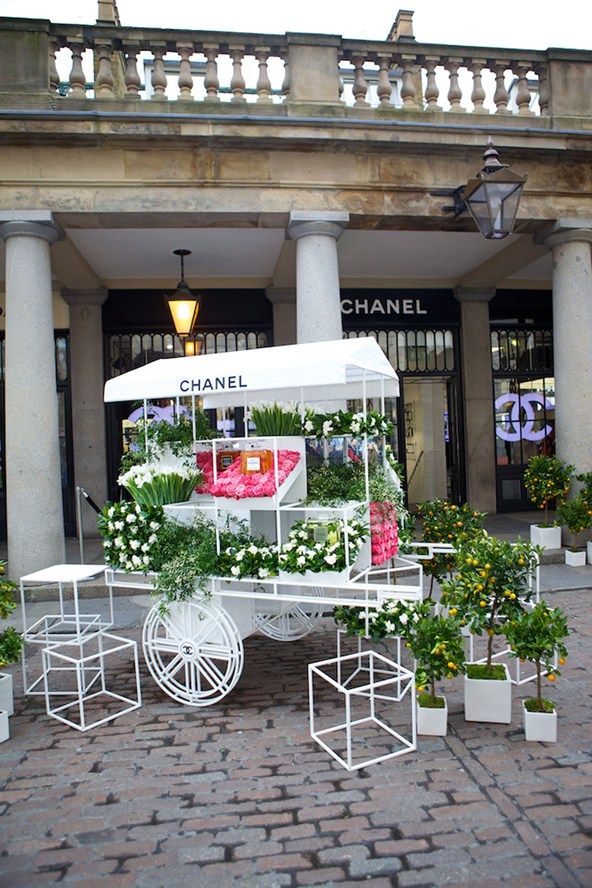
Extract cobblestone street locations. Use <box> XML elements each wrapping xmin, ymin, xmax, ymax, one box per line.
<box><xmin>1</xmin><ymin>584</ymin><xmax>591</xmax><ymax>888</ymax></box>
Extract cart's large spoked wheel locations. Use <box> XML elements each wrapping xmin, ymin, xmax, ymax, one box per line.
<box><xmin>143</xmin><ymin>600</ymin><xmax>244</xmax><ymax>707</ymax></box>
<box><xmin>254</xmin><ymin>587</ymin><xmax>324</xmax><ymax>641</ymax></box>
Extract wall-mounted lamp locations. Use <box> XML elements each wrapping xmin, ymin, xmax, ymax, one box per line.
<box><xmin>434</xmin><ymin>138</ymin><xmax>527</xmax><ymax>240</ymax></box>
<box><xmin>183</xmin><ymin>338</ymin><xmax>203</xmax><ymax>357</ymax></box>
<box><xmin>164</xmin><ymin>249</ymin><xmax>200</xmax><ymax>339</ymax></box>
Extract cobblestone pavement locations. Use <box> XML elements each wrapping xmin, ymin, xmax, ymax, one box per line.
<box><xmin>1</xmin><ymin>586</ymin><xmax>591</xmax><ymax>888</ymax></box>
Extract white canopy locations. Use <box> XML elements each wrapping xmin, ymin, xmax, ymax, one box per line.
<box><xmin>103</xmin><ymin>337</ymin><xmax>399</xmax><ymax>406</ymax></box>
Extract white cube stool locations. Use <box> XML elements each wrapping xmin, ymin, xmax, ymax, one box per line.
<box><xmin>42</xmin><ymin>631</ymin><xmax>142</xmax><ymax>732</ymax></box>
<box><xmin>19</xmin><ymin>564</ymin><xmax>112</xmax><ymax>696</ymax></box>
<box><xmin>308</xmin><ymin>650</ymin><xmax>416</xmax><ymax>771</ymax></box>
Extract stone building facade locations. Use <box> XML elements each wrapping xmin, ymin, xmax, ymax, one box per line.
<box><xmin>0</xmin><ymin>7</ymin><xmax>591</xmax><ymax>577</ymax></box>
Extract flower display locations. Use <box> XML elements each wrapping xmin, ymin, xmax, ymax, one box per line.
<box><xmin>305</xmin><ymin>409</ymin><xmax>393</xmax><ymax>439</ymax></box>
<box><xmin>195</xmin><ymin>449</ymin><xmax>300</xmax><ymax>499</ymax></box>
<box><xmin>118</xmin><ymin>462</ymin><xmax>201</xmax><ymax>506</ymax></box>
<box><xmin>334</xmin><ymin>598</ymin><xmax>432</xmax><ymax>642</ymax></box>
<box><xmin>98</xmin><ymin>500</ymin><xmax>164</xmax><ymax>572</ymax></box>
<box><xmin>249</xmin><ymin>401</ymin><xmax>302</xmax><ymax>436</ymax></box>
<box><xmin>218</xmin><ymin>541</ymin><xmax>279</xmax><ymax>579</ymax></box>
<box><xmin>369</xmin><ymin>501</ymin><xmax>398</xmax><ymax>565</ymax></box>
<box><xmin>279</xmin><ymin>515</ymin><xmax>368</xmax><ymax>574</ymax></box>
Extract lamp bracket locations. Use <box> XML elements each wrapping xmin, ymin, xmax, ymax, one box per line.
<box><xmin>430</xmin><ymin>186</ymin><xmax>467</xmax><ymax>217</ymax></box>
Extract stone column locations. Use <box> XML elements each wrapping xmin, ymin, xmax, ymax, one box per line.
<box><xmin>62</xmin><ymin>288</ymin><xmax>108</xmax><ymax>536</ymax></box>
<box><xmin>287</xmin><ymin>211</ymin><xmax>348</xmax><ymax>343</ymax></box>
<box><xmin>0</xmin><ymin>217</ymin><xmax>65</xmax><ymax>578</ymax></box>
<box><xmin>454</xmin><ymin>287</ymin><xmax>497</xmax><ymax>513</ymax></box>
<box><xmin>265</xmin><ymin>287</ymin><xmax>296</xmax><ymax>346</ymax></box>
<box><xmin>539</xmin><ymin>220</ymin><xmax>592</xmax><ymax>480</ymax></box>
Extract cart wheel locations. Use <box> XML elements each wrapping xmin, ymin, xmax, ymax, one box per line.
<box><xmin>254</xmin><ymin>587</ymin><xmax>324</xmax><ymax>641</ymax></box>
<box><xmin>143</xmin><ymin>599</ymin><xmax>244</xmax><ymax>707</ymax></box>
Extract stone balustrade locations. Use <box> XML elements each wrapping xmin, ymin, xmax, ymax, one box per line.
<box><xmin>0</xmin><ymin>17</ymin><xmax>590</xmax><ymax>124</ymax></box>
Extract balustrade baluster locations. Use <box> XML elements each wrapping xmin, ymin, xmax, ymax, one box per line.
<box><xmin>68</xmin><ymin>39</ymin><xmax>87</xmax><ymax>98</ymax></box>
<box><xmin>229</xmin><ymin>46</ymin><xmax>246</xmax><ymax>103</ymax></box>
<box><xmin>445</xmin><ymin>57</ymin><xmax>464</xmax><ymax>112</ymax></box>
<box><xmin>255</xmin><ymin>47</ymin><xmax>272</xmax><ymax>103</ymax></box>
<box><xmin>376</xmin><ymin>54</ymin><xmax>393</xmax><ymax>106</ymax></box>
<box><xmin>351</xmin><ymin>55</ymin><xmax>369</xmax><ymax>107</ymax></box>
<box><xmin>95</xmin><ymin>42</ymin><xmax>115</xmax><ymax>99</ymax></box>
<box><xmin>423</xmin><ymin>56</ymin><xmax>440</xmax><ymax>110</ymax></box>
<box><xmin>492</xmin><ymin>61</ymin><xmax>510</xmax><ymax>114</ymax></box>
<box><xmin>281</xmin><ymin>50</ymin><xmax>290</xmax><ymax>100</ymax></box>
<box><xmin>203</xmin><ymin>44</ymin><xmax>220</xmax><ymax>102</ymax></box>
<box><xmin>536</xmin><ymin>63</ymin><xmax>550</xmax><ymax>116</ymax></box>
<box><xmin>49</xmin><ymin>40</ymin><xmax>60</xmax><ymax>93</ymax></box>
<box><xmin>123</xmin><ymin>44</ymin><xmax>141</xmax><ymax>98</ymax></box>
<box><xmin>514</xmin><ymin>62</ymin><xmax>534</xmax><ymax>115</ymax></box>
<box><xmin>400</xmin><ymin>56</ymin><xmax>417</xmax><ymax>108</ymax></box>
<box><xmin>469</xmin><ymin>59</ymin><xmax>486</xmax><ymax>112</ymax></box>
<box><xmin>177</xmin><ymin>42</ymin><xmax>194</xmax><ymax>100</ymax></box>
<box><xmin>151</xmin><ymin>43</ymin><xmax>168</xmax><ymax>99</ymax></box>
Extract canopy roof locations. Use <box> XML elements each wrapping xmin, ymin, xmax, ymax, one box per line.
<box><xmin>104</xmin><ymin>338</ymin><xmax>399</xmax><ymax>406</ymax></box>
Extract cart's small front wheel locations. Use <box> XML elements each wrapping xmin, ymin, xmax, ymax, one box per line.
<box><xmin>254</xmin><ymin>587</ymin><xmax>324</xmax><ymax>641</ymax></box>
<box><xmin>143</xmin><ymin>599</ymin><xmax>244</xmax><ymax>707</ymax></box>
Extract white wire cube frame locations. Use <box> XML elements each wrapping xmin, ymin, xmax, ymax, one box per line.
<box><xmin>308</xmin><ymin>650</ymin><xmax>416</xmax><ymax>771</ymax></box>
<box><xmin>42</xmin><ymin>631</ymin><xmax>142</xmax><ymax>732</ymax></box>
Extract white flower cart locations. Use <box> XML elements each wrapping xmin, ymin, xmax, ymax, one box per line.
<box><xmin>104</xmin><ymin>339</ymin><xmax>428</xmax><ymax>720</ymax></box>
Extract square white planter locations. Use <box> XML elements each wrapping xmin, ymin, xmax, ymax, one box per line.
<box><xmin>278</xmin><ymin>568</ymin><xmax>350</xmax><ymax>586</ymax></box>
<box><xmin>565</xmin><ymin>549</ymin><xmax>586</xmax><ymax>567</ymax></box>
<box><xmin>0</xmin><ymin>710</ymin><xmax>8</xmax><ymax>743</ymax></box>
<box><xmin>530</xmin><ymin>524</ymin><xmax>561</xmax><ymax>550</ymax></box>
<box><xmin>0</xmin><ymin>672</ymin><xmax>13</xmax><ymax>716</ymax></box>
<box><xmin>587</xmin><ymin>541</ymin><xmax>592</xmax><ymax>565</ymax></box>
<box><xmin>417</xmin><ymin>698</ymin><xmax>448</xmax><ymax>736</ymax></box>
<box><xmin>523</xmin><ymin>701</ymin><xmax>557</xmax><ymax>742</ymax></box>
<box><xmin>464</xmin><ymin>663</ymin><xmax>512</xmax><ymax>723</ymax></box>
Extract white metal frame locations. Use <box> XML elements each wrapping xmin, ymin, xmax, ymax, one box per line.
<box><xmin>19</xmin><ymin>564</ymin><xmax>112</xmax><ymax>696</ymax></box>
<box><xmin>308</xmin><ymin>650</ymin><xmax>416</xmax><ymax>771</ymax></box>
<box><xmin>42</xmin><ymin>631</ymin><xmax>142</xmax><ymax>732</ymax></box>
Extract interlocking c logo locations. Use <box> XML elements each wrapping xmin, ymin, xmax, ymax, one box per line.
<box><xmin>495</xmin><ymin>392</ymin><xmax>554</xmax><ymax>443</ymax></box>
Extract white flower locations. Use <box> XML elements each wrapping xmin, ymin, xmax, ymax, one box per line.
<box><xmin>132</xmin><ymin>554</ymin><xmax>142</xmax><ymax>566</ymax></box>
<box><xmin>304</xmin><ymin>420</ymin><xmax>314</xmax><ymax>433</ymax></box>
<box><xmin>114</xmin><ymin>536</ymin><xmax>124</xmax><ymax>548</ymax></box>
<box><xmin>399</xmin><ymin>613</ymin><xmax>409</xmax><ymax>626</ymax></box>
<box><xmin>413</xmin><ymin>613</ymin><xmax>420</xmax><ymax>623</ymax></box>
<box><xmin>385</xmin><ymin>621</ymin><xmax>395</xmax><ymax>633</ymax></box>
<box><xmin>322</xmin><ymin>420</ymin><xmax>334</xmax><ymax>437</ymax></box>
<box><xmin>115</xmin><ymin>521</ymin><xmax>124</xmax><ymax>531</ymax></box>
<box><xmin>231</xmin><ymin>565</ymin><xmax>241</xmax><ymax>576</ymax></box>
<box><xmin>297</xmin><ymin>556</ymin><xmax>306</xmax><ymax>567</ymax></box>
<box><xmin>107</xmin><ymin>506</ymin><xmax>115</xmax><ymax>518</ymax></box>
<box><xmin>248</xmin><ymin>545</ymin><xmax>259</xmax><ymax>556</ymax></box>
<box><xmin>149</xmin><ymin>534</ymin><xmax>158</xmax><ymax>545</ymax></box>
<box><xmin>324</xmin><ymin>553</ymin><xmax>337</xmax><ymax>566</ymax></box>
<box><xmin>150</xmin><ymin>521</ymin><xmax>160</xmax><ymax>530</ymax></box>
<box><xmin>126</xmin><ymin>513</ymin><xmax>137</xmax><ymax>524</ymax></box>
<box><xmin>235</xmin><ymin>550</ymin><xmax>245</xmax><ymax>562</ymax></box>
<box><xmin>258</xmin><ymin>568</ymin><xmax>269</xmax><ymax>578</ymax></box>
<box><xmin>129</xmin><ymin>539</ymin><xmax>140</xmax><ymax>550</ymax></box>
<box><xmin>143</xmin><ymin>555</ymin><xmax>150</xmax><ymax>565</ymax></box>
<box><xmin>141</xmin><ymin>543</ymin><xmax>150</xmax><ymax>553</ymax></box>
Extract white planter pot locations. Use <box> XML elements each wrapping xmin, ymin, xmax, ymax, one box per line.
<box><xmin>0</xmin><ymin>672</ymin><xmax>13</xmax><ymax>716</ymax></box>
<box><xmin>278</xmin><ymin>568</ymin><xmax>350</xmax><ymax>586</ymax></box>
<box><xmin>565</xmin><ymin>548</ymin><xmax>586</xmax><ymax>567</ymax></box>
<box><xmin>587</xmin><ymin>541</ymin><xmax>592</xmax><ymax>565</ymax></box>
<box><xmin>464</xmin><ymin>663</ymin><xmax>512</xmax><ymax>723</ymax></box>
<box><xmin>530</xmin><ymin>524</ymin><xmax>561</xmax><ymax>550</ymax></box>
<box><xmin>523</xmin><ymin>701</ymin><xmax>557</xmax><ymax>742</ymax></box>
<box><xmin>417</xmin><ymin>698</ymin><xmax>448</xmax><ymax>736</ymax></box>
<box><xmin>0</xmin><ymin>710</ymin><xmax>8</xmax><ymax>743</ymax></box>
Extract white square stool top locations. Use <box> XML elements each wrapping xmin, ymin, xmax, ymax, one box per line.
<box><xmin>20</xmin><ymin>564</ymin><xmax>107</xmax><ymax>584</ymax></box>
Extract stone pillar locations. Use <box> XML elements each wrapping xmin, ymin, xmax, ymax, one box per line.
<box><xmin>62</xmin><ymin>288</ymin><xmax>108</xmax><ymax>536</ymax></box>
<box><xmin>454</xmin><ymin>287</ymin><xmax>496</xmax><ymax>513</ymax></box>
<box><xmin>539</xmin><ymin>220</ymin><xmax>592</xmax><ymax>480</ymax></box>
<box><xmin>287</xmin><ymin>211</ymin><xmax>348</xmax><ymax>343</ymax></box>
<box><xmin>0</xmin><ymin>218</ymin><xmax>65</xmax><ymax>579</ymax></box>
<box><xmin>266</xmin><ymin>287</ymin><xmax>296</xmax><ymax>346</ymax></box>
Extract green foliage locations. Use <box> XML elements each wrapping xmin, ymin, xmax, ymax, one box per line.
<box><xmin>306</xmin><ymin>461</ymin><xmax>365</xmax><ymax>505</ymax></box>
<box><xmin>416</xmin><ymin>500</ymin><xmax>487</xmax><ymax>583</ymax></box>
<box><xmin>250</xmin><ymin>402</ymin><xmax>302</xmax><ymax>436</ymax></box>
<box><xmin>505</xmin><ymin>601</ymin><xmax>568</xmax><ymax>704</ymax></box>
<box><xmin>280</xmin><ymin>515</ymin><xmax>368</xmax><ymax>574</ymax></box>
<box><xmin>524</xmin><ymin>455</ymin><xmax>573</xmax><ymax>524</ymax></box>
<box><xmin>417</xmin><ymin>692</ymin><xmax>446</xmax><ymax>709</ymax></box>
<box><xmin>441</xmin><ymin>536</ymin><xmax>539</xmax><ymax>668</ymax></box>
<box><xmin>304</xmin><ymin>410</ymin><xmax>393</xmax><ymax>439</ymax></box>
<box><xmin>0</xmin><ymin>563</ymin><xmax>22</xmax><ymax>667</ymax></box>
<box><xmin>465</xmin><ymin>663</ymin><xmax>507</xmax><ymax>680</ymax></box>
<box><xmin>524</xmin><ymin>697</ymin><xmax>555</xmax><ymax>714</ymax></box>
<box><xmin>334</xmin><ymin>599</ymin><xmax>432</xmax><ymax>643</ymax></box>
<box><xmin>120</xmin><ymin>412</ymin><xmax>219</xmax><ymax>474</ymax></box>
<box><xmin>119</xmin><ymin>464</ymin><xmax>201</xmax><ymax>507</ymax></box>
<box><xmin>152</xmin><ymin>515</ymin><xmax>220</xmax><ymax>612</ymax></box>
<box><xmin>411</xmin><ymin>615</ymin><xmax>466</xmax><ymax>701</ymax></box>
<box><xmin>556</xmin><ymin>494</ymin><xmax>592</xmax><ymax>537</ymax></box>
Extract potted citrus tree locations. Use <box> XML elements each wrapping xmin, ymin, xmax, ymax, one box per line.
<box><xmin>524</xmin><ymin>455</ymin><xmax>573</xmax><ymax>550</ymax></box>
<box><xmin>411</xmin><ymin>614</ymin><xmax>466</xmax><ymax>737</ymax></box>
<box><xmin>416</xmin><ymin>500</ymin><xmax>486</xmax><ymax>598</ymax></box>
<box><xmin>556</xmin><ymin>494</ymin><xmax>591</xmax><ymax>566</ymax></box>
<box><xmin>0</xmin><ymin>563</ymin><xmax>23</xmax><ymax>742</ymax></box>
<box><xmin>505</xmin><ymin>601</ymin><xmax>568</xmax><ymax>742</ymax></box>
<box><xmin>441</xmin><ymin>536</ymin><xmax>538</xmax><ymax>723</ymax></box>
